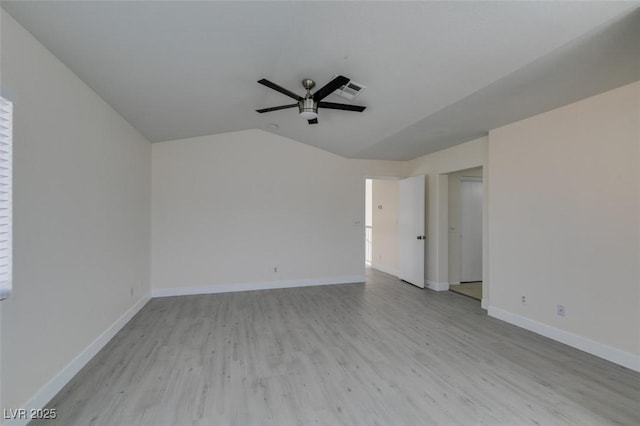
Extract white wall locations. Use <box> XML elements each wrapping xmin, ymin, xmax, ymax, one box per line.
<box><xmin>488</xmin><ymin>81</ymin><xmax>640</xmax><ymax>365</ymax></box>
<box><xmin>371</xmin><ymin>180</ymin><xmax>399</xmax><ymax>276</ymax></box>
<box><xmin>0</xmin><ymin>11</ymin><xmax>151</xmax><ymax>417</ymax></box>
<box><xmin>447</xmin><ymin>167</ymin><xmax>483</xmax><ymax>285</ymax></box>
<box><xmin>406</xmin><ymin>137</ymin><xmax>488</xmax><ymax>295</ymax></box>
<box><xmin>151</xmin><ymin>130</ymin><xmax>404</xmax><ymax>295</ymax></box>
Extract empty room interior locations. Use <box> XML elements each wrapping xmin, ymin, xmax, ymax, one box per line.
<box><xmin>1</xmin><ymin>1</ymin><xmax>639</xmax><ymax>425</ymax></box>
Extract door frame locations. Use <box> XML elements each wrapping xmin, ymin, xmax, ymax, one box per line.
<box><xmin>435</xmin><ymin>168</ymin><xmax>488</xmax><ymax>309</ymax></box>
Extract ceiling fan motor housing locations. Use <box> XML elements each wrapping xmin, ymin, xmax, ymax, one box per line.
<box><xmin>299</xmin><ymin>98</ymin><xmax>318</xmax><ymax>119</ymax></box>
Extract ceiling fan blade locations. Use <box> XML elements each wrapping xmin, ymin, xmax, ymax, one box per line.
<box><xmin>318</xmin><ymin>101</ymin><xmax>366</xmax><ymax>112</ymax></box>
<box><xmin>312</xmin><ymin>75</ymin><xmax>350</xmax><ymax>102</ymax></box>
<box><xmin>256</xmin><ymin>103</ymin><xmax>298</xmax><ymax>113</ymax></box>
<box><xmin>308</xmin><ymin>118</ymin><xmax>318</xmax><ymax>125</ymax></box>
<box><xmin>258</xmin><ymin>79</ymin><xmax>303</xmax><ymax>101</ymax></box>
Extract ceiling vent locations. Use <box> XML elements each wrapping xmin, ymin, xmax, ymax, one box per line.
<box><xmin>331</xmin><ymin>75</ymin><xmax>366</xmax><ymax>100</ymax></box>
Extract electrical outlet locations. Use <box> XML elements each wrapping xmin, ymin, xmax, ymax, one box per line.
<box><xmin>521</xmin><ymin>295</ymin><xmax>526</xmax><ymax>304</ymax></box>
<box><xmin>274</xmin><ymin>266</ymin><xmax>278</xmax><ymax>273</ymax></box>
<box><xmin>557</xmin><ymin>304</ymin><xmax>566</xmax><ymax>317</ymax></box>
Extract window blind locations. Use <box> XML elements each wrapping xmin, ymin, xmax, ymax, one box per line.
<box><xmin>0</xmin><ymin>97</ymin><xmax>12</xmax><ymax>300</ymax></box>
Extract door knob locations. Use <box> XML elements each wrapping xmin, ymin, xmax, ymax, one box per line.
<box><xmin>417</xmin><ymin>235</ymin><xmax>426</xmax><ymax>240</ymax></box>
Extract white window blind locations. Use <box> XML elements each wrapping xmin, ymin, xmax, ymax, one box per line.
<box><xmin>0</xmin><ymin>97</ymin><xmax>12</xmax><ymax>300</ymax></box>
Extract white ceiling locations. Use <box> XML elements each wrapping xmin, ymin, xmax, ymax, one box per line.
<box><xmin>2</xmin><ymin>1</ymin><xmax>639</xmax><ymax>160</ymax></box>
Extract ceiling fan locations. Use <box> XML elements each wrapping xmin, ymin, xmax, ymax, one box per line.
<box><xmin>256</xmin><ymin>75</ymin><xmax>366</xmax><ymax>124</ymax></box>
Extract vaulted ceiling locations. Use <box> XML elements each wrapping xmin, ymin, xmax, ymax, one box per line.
<box><xmin>2</xmin><ymin>1</ymin><xmax>639</xmax><ymax>160</ymax></box>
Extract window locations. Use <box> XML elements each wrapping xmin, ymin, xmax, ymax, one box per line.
<box><xmin>0</xmin><ymin>97</ymin><xmax>12</xmax><ymax>300</ymax></box>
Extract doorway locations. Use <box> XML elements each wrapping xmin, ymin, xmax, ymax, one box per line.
<box><xmin>365</xmin><ymin>179</ymin><xmax>373</xmax><ymax>267</ymax></box>
<box><xmin>446</xmin><ymin>167</ymin><xmax>483</xmax><ymax>301</ymax></box>
<box><xmin>366</xmin><ymin>178</ymin><xmax>400</xmax><ymax>277</ymax></box>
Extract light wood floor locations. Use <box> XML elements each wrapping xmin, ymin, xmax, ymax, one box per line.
<box><xmin>449</xmin><ymin>282</ymin><xmax>482</xmax><ymax>301</ymax></box>
<box><xmin>33</xmin><ymin>269</ymin><xmax>640</xmax><ymax>425</ymax></box>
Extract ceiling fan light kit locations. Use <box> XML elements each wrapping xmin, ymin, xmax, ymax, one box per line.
<box><xmin>257</xmin><ymin>75</ymin><xmax>366</xmax><ymax>125</ymax></box>
<box><xmin>299</xmin><ymin>98</ymin><xmax>318</xmax><ymax>120</ymax></box>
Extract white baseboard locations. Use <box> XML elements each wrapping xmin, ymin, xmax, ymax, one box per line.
<box><xmin>488</xmin><ymin>306</ymin><xmax>640</xmax><ymax>373</ymax></box>
<box><xmin>6</xmin><ymin>295</ymin><xmax>151</xmax><ymax>426</ymax></box>
<box><xmin>370</xmin><ymin>263</ymin><xmax>398</xmax><ymax>277</ymax></box>
<box><xmin>426</xmin><ymin>280</ymin><xmax>450</xmax><ymax>291</ymax></box>
<box><xmin>151</xmin><ymin>274</ymin><xmax>366</xmax><ymax>298</ymax></box>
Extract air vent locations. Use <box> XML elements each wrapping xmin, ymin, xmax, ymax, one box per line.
<box><xmin>331</xmin><ymin>75</ymin><xmax>366</xmax><ymax>100</ymax></box>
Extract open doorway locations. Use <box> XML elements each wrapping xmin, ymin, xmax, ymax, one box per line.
<box><xmin>446</xmin><ymin>167</ymin><xmax>483</xmax><ymax>301</ymax></box>
<box><xmin>365</xmin><ymin>179</ymin><xmax>372</xmax><ymax>267</ymax></box>
<box><xmin>365</xmin><ymin>178</ymin><xmax>400</xmax><ymax>276</ymax></box>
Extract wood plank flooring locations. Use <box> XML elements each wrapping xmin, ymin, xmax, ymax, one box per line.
<box><xmin>449</xmin><ymin>282</ymin><xmax>482</xmax><ymax>301</ymax></box>
<box><xmin>32</xmin><ymin>269</ymin><xmax>640</xmax><ymax>425</ymax></box>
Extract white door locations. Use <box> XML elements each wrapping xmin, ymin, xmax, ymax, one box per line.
<box><xmin>460</xmin><ymin>178</ymin><xmax>483</xmax><ymax>282</ymax></box>
<box><xmin>398</xmin><ymin>175</ymin><xmax>425</xmax><ymax>288</ymax></box>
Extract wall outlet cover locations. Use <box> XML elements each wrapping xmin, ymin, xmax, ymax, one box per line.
<box><xmin>557</xmin><ymin>304</ymin><xmax>566</xmax><ymax>317</ymax></box>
